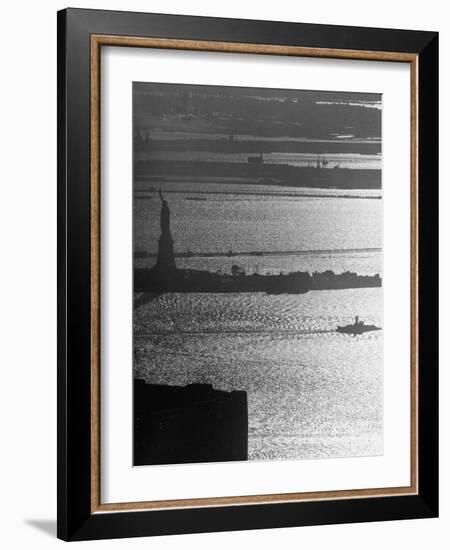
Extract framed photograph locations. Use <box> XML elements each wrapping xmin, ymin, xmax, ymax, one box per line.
<box><xmin>57</xmin><ymin>8</ymin><xmax>438</xmax><ymax>541</ymax></box>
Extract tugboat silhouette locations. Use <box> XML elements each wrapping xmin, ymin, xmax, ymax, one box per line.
<box><xmin>337</xmin><ymin>316</ymin><xmax>381</xmax><ymax>336</ymax></box>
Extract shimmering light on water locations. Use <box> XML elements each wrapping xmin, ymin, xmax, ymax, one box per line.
<box><xmin>134</xmin><ymin>289</ymin><xmax>382</xmax><ymax>461</ymax></box>
<box><xmin>134</xmin><ymin>183</ymin><xmax>382</xmax><ymax>276</ymax></box>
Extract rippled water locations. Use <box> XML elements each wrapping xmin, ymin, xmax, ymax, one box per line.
<box><xmin>134</xmin><ymin>182</ymin><xmax>382</xmax><ymax>276</ymax></box>
<box><xmin>134</xmin><ymin>289</ymin><xmax>382</xmax><ymax>461</ymax></box>
<box><xmin>134</xmin><ymin>181</ymin><xmax>382</xmax><ymax>461</ymax></box>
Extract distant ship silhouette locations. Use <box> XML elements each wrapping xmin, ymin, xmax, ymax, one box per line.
<box><xmin>337</xmin><ymin>316</ymin><xmax>381</xmax><ymax>335</ymax></box>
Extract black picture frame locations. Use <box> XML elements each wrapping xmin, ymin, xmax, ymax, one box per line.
<box><xmin>57</xmin><ymin>7</ymin><xmax>438</xmax><ymax>541</ymax></box>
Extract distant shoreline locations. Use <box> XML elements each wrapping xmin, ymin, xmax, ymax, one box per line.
<box><xmin>134</xmin><ymin>267</ymin><xmax>381</xmax><ymax>295</ymax></box>
<box><xmin>135</xmin><ymin>247</ymin><xmax>382</xmax><ymax>260</ymax></box>
<box><xmin>135</xmin><ymin>188</ymin><xmax>381</xmax><ymax>200</ymax></box>
<box><xmin>134</xmin><ymin>160</ymin><xmax>381</xmax><ymax>190</ymax></box>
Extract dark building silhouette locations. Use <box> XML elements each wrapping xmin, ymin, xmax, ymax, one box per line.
<box><xmin>153</xmin><ymin>190</ymin><xmax>177</xmax><ymax>273</ymax></box>
<box><xmin>134</xmin><ymin>379</ymin><xmax>248</xmax><ymax>466</ymax></box>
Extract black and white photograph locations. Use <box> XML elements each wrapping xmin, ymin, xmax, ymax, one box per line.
<box><xmin>132</xmin><ymin>81</ymin><xmax>383</xmax><ymax>467</ymax></box>
<box><xmin>1</xmin><ymin>0</ymin><xmax>443</xmax><ymax>545</ymax></box>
